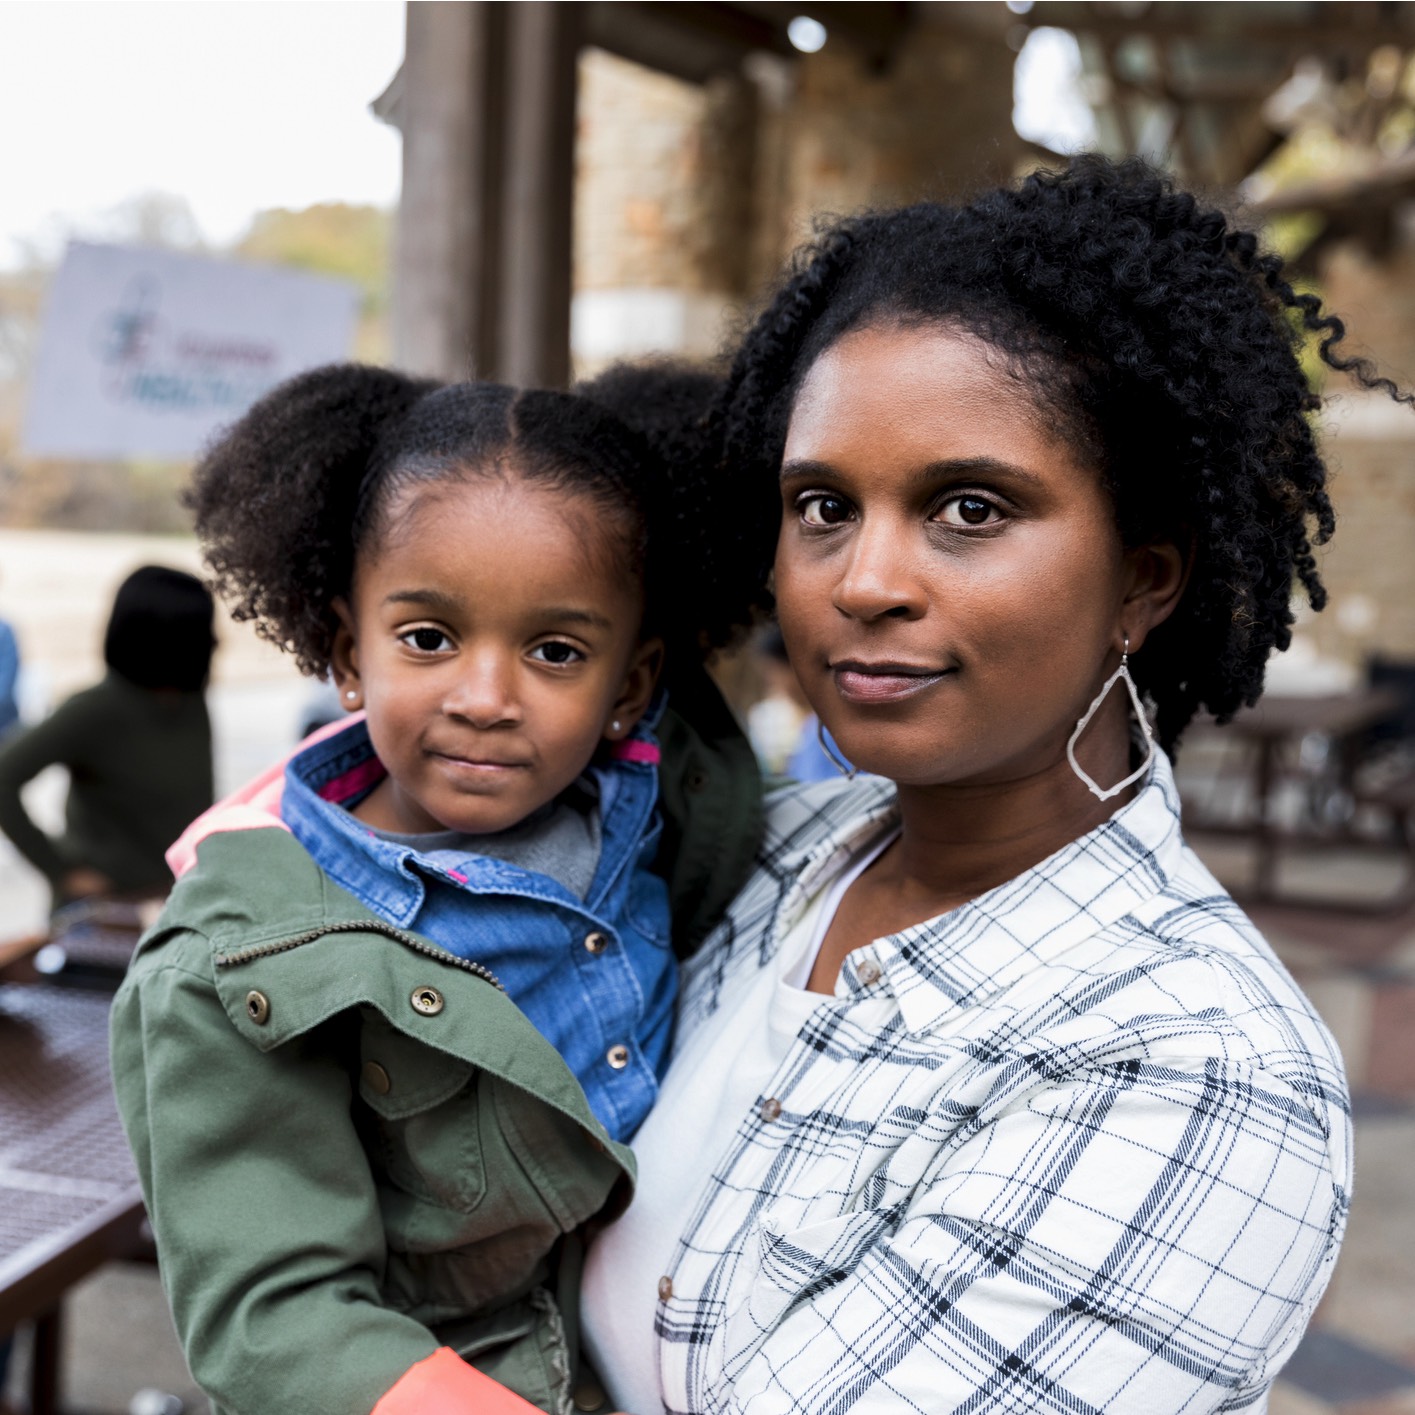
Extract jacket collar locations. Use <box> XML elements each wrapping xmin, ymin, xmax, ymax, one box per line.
<box><xmin>768</xmin><ymin>755</ymin><xmax>1187</xmax><ymax>1037</ymax></box>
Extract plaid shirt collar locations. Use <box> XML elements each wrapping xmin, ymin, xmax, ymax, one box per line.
<box><xmin>762</xmin><ymin>753</ymin><xmax>1187</xmax><ymax>1037</ymax></box>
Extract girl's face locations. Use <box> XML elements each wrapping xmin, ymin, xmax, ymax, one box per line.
<box><xmin>331</xmin><ymin>475</ymin><xmax>659</xmax><ymax>836</ymax></box>
<box><xmin>775</xmin><ymin>322</ymin><xmax>1161</xmax><ymax>789</ymax></box>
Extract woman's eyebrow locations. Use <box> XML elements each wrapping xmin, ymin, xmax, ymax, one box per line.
<box><xmin>911</xmin><ymin>456</ymin><xmax>1043</xmax><ymax>487</ymax></box>
<box><xmin>780</xmin><ymin>456</ymin><xmax>1042</xmax><ymax>484</ymax></box>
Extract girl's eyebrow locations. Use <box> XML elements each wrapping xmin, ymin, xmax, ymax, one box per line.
<box><xmin>384</xmin><ymin>588</ymin><xmax>464</xmax><ymax>613</ymax></box>
<box><xmin>541</xmin><ymin>607</ymin><xmax>614</xmax><ymax>631</ymax></box>
<box><xmin>384</xmin><ymin>589</ymin><xmax>613</xmax><ymax>632</ymax></box>
<box><xmin>781</xmin><ymin>455</ymin><xmax>1042</xmax><ymax>485</ymax></box>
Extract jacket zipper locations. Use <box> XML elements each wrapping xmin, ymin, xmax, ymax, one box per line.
<box><xmin>213</xmin><ymin>919</ymin><xmax>505</xmax><ymax>991</ymax></box>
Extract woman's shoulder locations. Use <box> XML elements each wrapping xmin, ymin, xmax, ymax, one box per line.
<box><xmin>1041</xmin><ymin>839</ymin><xmax>1348</xmax><ymax>1107</ymax></box>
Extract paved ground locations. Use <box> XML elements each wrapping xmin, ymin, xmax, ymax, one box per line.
<box><xmin>1</xmin><ymin>528</ymin><xmax>1412</xmax><ymax>1413</ymax></box>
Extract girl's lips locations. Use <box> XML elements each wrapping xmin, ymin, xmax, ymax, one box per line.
<box><xmin>832</xmin><ymin>665</ymin><xmax>954</xmax><ymax>703</ymax></box>
<box><xmin>430</xmin><ymin>752</ymin><xmax>529</xmax><ymax>772</ymax></box>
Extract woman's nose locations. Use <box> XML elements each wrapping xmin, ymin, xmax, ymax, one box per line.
<box><xmin>443</xmin><ymin>653</ymin><xmax>521</xmax><ymax>727</ymax></box>
<box><xmin>831</xmin><ymin>520</ymin><xmax>928</xmax><ymax>621</ymax></box>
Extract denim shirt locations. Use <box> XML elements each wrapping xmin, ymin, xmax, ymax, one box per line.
<box><xmin>281</xmin><ymin>716</ymin><xmax>674</xmax><ymax>1141</ymax></box>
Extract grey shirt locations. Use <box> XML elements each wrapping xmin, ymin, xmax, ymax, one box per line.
<box><xmin>369</xmin><ymin>779</ymin><xmax>602</xmax><ymax>899</ymax></box>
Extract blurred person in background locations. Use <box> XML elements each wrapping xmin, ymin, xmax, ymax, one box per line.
<box><xmin>0</xmin><ymin>612</ymin><xmax>19</xmax><ymax>738</ymax></box>
<box><xmin>0</xmin><ymin>565</ymin><xmax>215</xmax><ymax>912</ymax></box>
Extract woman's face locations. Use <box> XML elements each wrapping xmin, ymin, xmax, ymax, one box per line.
<box><xmin>774</xmin><ymin>322</ymin><xmax>1139</xmax><ymax>789</ymax></box>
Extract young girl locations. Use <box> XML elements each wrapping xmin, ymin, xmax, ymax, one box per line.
<box><xmin>111</xmin><ymin>369</ymin><xmax>756</xmax><ymax>1415</ymax></box>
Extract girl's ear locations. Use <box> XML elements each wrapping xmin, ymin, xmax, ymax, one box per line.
<box><xmin>329</xmin><ymin>598</ymin><xmax>363</xmax><ymax>711</ymax></box>
<box><xmin>604</xmin><ymin>637</ymin><xmax>665</xmax><ymax>740</ymax></box>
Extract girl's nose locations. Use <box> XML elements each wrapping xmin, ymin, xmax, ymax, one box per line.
<box><xmin>443</xmin><ymin>652</ymin><xmax>522</xmax><ymax>727</ymax></box>
<box><xmin>831</xmin><ymin>519</ymin><xmax>928</xmax><ymax>622</ymax></box>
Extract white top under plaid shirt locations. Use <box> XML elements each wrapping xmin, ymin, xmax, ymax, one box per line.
<box><xmin>629</xmin><ymin>751</ymin><xmax>1351</xmax><ymax>1414</ymax></box>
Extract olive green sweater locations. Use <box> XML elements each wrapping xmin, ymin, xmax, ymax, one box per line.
<box><xmin>0</xmin><ymin>672</ymin><xmax>212</xmax><ymax>897</ymax></box>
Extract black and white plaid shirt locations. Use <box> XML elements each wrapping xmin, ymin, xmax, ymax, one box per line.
<box><xmin>655</xmin><ymin>753</ymin><xmax>1351</xmax><ymax>1413</ymax></box>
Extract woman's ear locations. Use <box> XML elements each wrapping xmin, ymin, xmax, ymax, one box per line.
<box><xmin>329</xmin><ymin>598</ymin><xmax>363</xmax><ymax>711</ymax></box>
<box><xmin>1120</xmin><ymin>539</ymin><xmax>1192</xmax><ymax>654</ymax></box>
<box><xmin>604</xmin><ymin>637</ymin><xmax>665</xmax><ymax>739</ymax></box>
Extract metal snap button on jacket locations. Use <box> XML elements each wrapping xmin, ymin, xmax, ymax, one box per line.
<box><xmin>857</xmin><ymin>959</ymin><xmax>882</xmax><ymax>985</ymax></box>
<box><xmin>760</xmin><ymin>1097</ymin><xmax>782</xmax><ymax>1122</ymax></box>
<box><xmin>245</xmin><ymin>990</ymin><xmax>270</xmax><ymax>1025</ymax></box>
<box><xmin>572</xmin><ymin>1375</ymin><xmax>608</xmax><ymax>1412</ymax></box>
<box><xmin>606</xmin><ymin>1044</ymin><xmax>630</xmax><ymax>1069</ymax></box>
<box><xmin>657</xmin><ymin>1275</ymin><xmax>673</xmax><ymax>1301</ymax></box>
<box><xmin>362</xmin><ymin>1061</ymin><xmax>392</xmax><ymax>1095</ymax></box>
<box><xmin>583</xmin><ymin>930</ymin><xmax>609</xmax><ymax>955</ymax></box>
<box><xmin>410</xmin><ymin>985</ymin><xmax>444</xmax><ymax>1016</ymax></box>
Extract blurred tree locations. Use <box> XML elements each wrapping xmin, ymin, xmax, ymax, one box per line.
<box><xmin>236</xmin><ymin>203</ymin><xmax>391</xmax><ymax>360</ymax></box>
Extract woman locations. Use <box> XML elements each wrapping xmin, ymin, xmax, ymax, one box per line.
<box><xmin>0</xmin><ymin>564</ymin><xmax>214</xmax><ymax>909</ymax></box>
<box><xmin>582</xmin><ymin>158</ymin><xmax>1380</xmax><ymax>1412</ymax></box>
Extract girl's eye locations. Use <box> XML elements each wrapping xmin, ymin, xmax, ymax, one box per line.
<box><xmin>798</xmin><ymin>493</ymin><xmax>853</xmax><ymax>527</ymax></box>
<box><xmin>403</xmin><ymin>627</ymin><xmax>452</xmax><ymax>653</ymax></box>
<box><xmin>530</xmin><ymin>641</ymin><xmax>584</xmax><ymax>667</ymax></box>
<box><xmin>936</xmin><ymin>495</ymin><xmax>1000</xmax><ymax>528</ymax></box>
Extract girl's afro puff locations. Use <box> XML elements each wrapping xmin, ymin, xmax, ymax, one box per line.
<box><xmin>188</xmin><ymin>365</ymin><xmax>435</xmax><ymax>676</ymax></box>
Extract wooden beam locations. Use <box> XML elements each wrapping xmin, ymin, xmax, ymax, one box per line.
<box><xmin>1021</xmin><ymin>1</ymin><xmax>1415</xmax><ymax>51</ymax></box>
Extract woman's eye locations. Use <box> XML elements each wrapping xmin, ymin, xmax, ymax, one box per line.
<box><xmin>531</xmin><ymin>641</ymin><xmax>584</xmax><ymax>666</ymax></box>
<box><xmin>403</xmin><ymin>627</ymin><xmax>452</xmax><ymax>653</ymax></box>
<box><xmin>936</xmin><ymin>495</ymin><xmax>1000</xmax><ymax>528</ymax></box>
<box><xmin>798</xmin><ymin>494</ymin><xmax>853</xmax><ymax>527</ymax></box>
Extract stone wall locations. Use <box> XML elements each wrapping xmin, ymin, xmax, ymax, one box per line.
<box><xmin>1303</xmin><ymin>242</ymin><xmax>1415</xmax><ymax>668</ymax></box>
<box><xmin>571</xmin><ymin>4</ymin><xmax>1022</xmax><ymax>372</ymax></box>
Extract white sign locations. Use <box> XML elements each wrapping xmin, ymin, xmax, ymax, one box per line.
<box><xmin>24</xmin><ymin>242</ymin><xmax>360</xmax><ymax>459</ymax></box>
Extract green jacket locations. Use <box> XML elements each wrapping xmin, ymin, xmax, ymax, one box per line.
<box><xmin>112</xmin><ymin>821</ymin><xmax>635</xmax><ymax>1415</ymax></box>
<box><xmin>111</xmin><ymin>666</ymin><xmax>762</xmax><ymax>1415</ymax></box>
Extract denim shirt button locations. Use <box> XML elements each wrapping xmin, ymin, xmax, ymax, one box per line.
<box><xmin>607</xmin><ymin>1044</ymin><xmax>630</xmax><ymax>1069</ymax></box>
<box><xmin>584</xmin><ymin>930</ymin><xmax>610</xmax><ymax>955</ymax></box>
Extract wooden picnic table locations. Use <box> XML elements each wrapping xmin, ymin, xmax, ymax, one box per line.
<box><xmin>0</xmin><ymin>982</ymin><xmax>148</xmax><ymax>1415</ymax></box>
<box><xmin>1183</xmin><ymin>687</ymin><xmax>1405</xmax><ymax>905</ymax></box>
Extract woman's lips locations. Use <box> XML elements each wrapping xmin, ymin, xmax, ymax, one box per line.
<box><xmin>832</xmin><ymin>662</ymin><xmax>954</xmax><ymax>703</ymax></box>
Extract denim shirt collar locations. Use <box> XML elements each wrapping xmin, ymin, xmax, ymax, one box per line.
<box><xmin>281</xmin><ymin>705</ymin><xmax>663</xmax><ymax>932</ymax></box>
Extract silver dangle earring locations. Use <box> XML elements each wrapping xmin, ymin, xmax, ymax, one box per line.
<box><xmin>1066</xmin><ymin>635</ymin><xmax>1155</xmax><ymax>802</ymax></box>
<box><xmin>817</xmin><ymin>719</ymin><xmax>856</xmax><ymax>780</ymax></box>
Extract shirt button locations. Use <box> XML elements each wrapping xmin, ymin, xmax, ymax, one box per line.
<box><xmin>362</xmin><ymin>1061</ymin><xmax>392</xmax><ymax>1095</ymax></box>
<box><xmin>607</xmin><ymin>1044</ymin><xmax>630</xmax><ymax>1069</ymax></box>
<box><xmin>760</xmin><ymin>1097</ymin><xmax>782</xmax><ymax>1122</ymax></box>
<box><xmin>410</xmin><ymin>985</ymin><xmax>445</xmax><ymax>1016</ymax></box>
<box><xmin>245</xmin><ymin>990</ymin><xmax>270</xmax><ymax>1025</ymax></box>
<box><xmin>584</xmin><ymin>931</ymin><xmax>609</xmax><ymax>955</ymax></box>
<box><xmin>657</xmin><ymin>1275</ymin><xmax>673</xmax><ymax>1301</ymax></box>
<box><xmin>857</xmin><ymin>960</ymin><xmax>882</xmax><ymax>986</ymax></box>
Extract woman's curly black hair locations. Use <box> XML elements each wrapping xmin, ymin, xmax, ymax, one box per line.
<box><xmin>187</xmin><ymin>365</ymin><xmax>674</xmax><ymax>676</ymax></box>
<box><xmin>713</xmin><ymin>154</ymin><xmax>1411</xmax><ymax>752</ymax></box>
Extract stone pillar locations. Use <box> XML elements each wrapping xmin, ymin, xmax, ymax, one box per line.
<box><xmin>394</xmin><ymin>1</ymin><xmax>579</xmax><ymax>386</ymax></box>
<box><xmin>393</xmin><ymin>2</ymin><xmax>496</xmax><ymax>380</ymax></box>
<box><xmin>500</xmin><ymin>3</ymin><xmax>581</xmax><ymax>388</ymax></box>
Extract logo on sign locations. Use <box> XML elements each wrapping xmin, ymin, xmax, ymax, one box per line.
<box><xmin>92</xmin><ymin>274</ymin><xmax>280</xmax><ymax>415</ymax></box>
